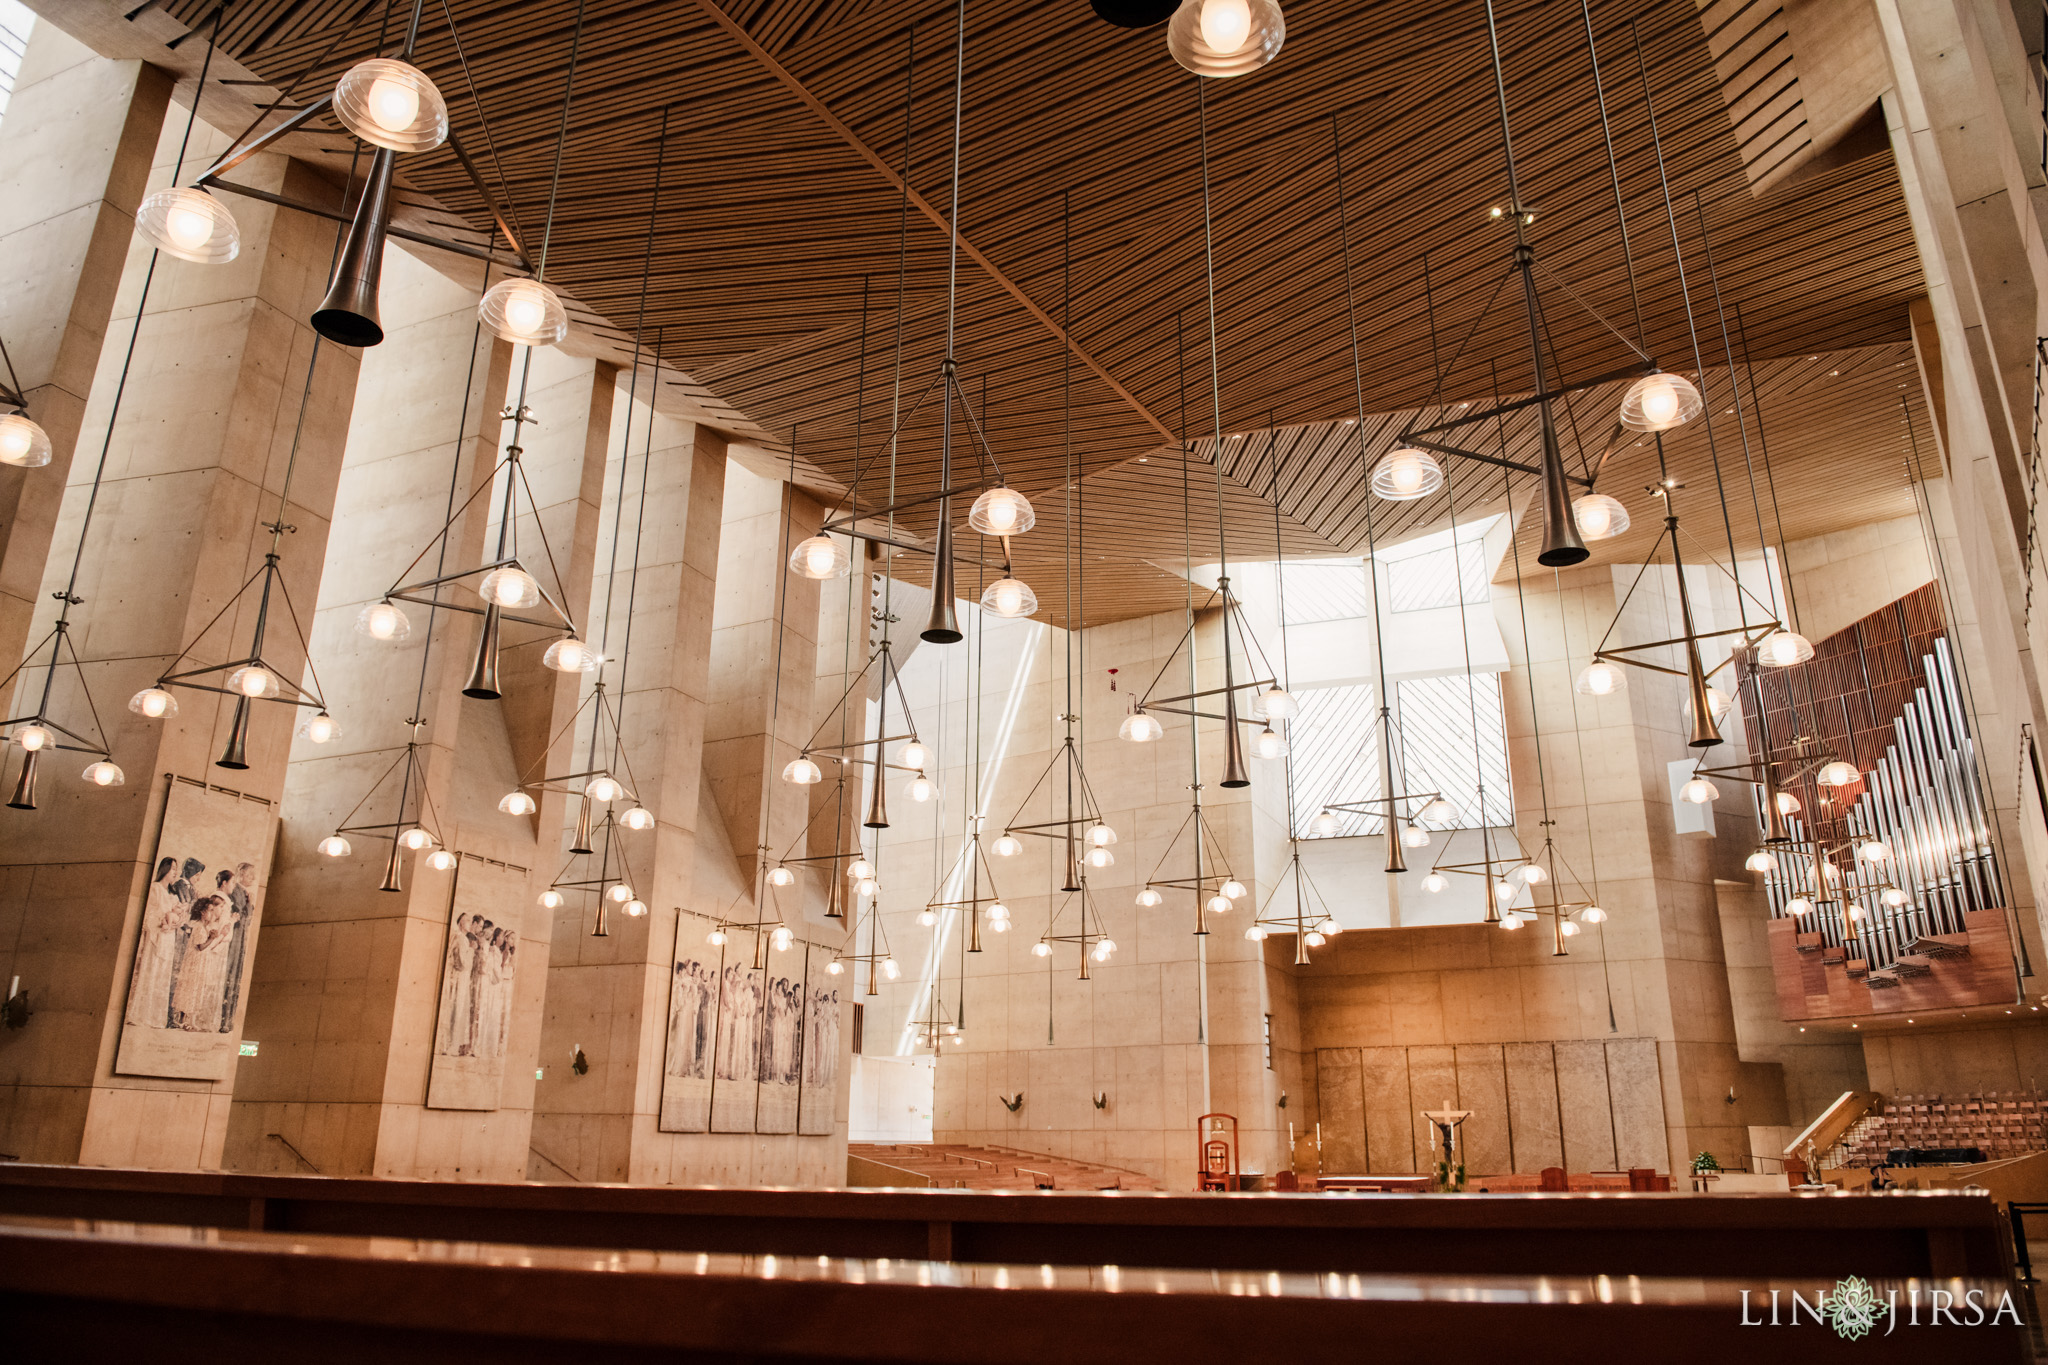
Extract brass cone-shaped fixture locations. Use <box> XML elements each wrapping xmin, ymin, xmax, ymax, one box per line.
<box><xmin>7</xmin><ymin>748</ymin><xmax>39</xmax><ymax>810</ymax></box>
<box><xmin>1384</xmin><ymin>820</ymin><xmax>1407</xmax><ymax>874</ymax></box>
<box><xmin>1685</xmin><ymin>654</ymin><xmax>1722</xmax><ymax>748</ymax></box>
<box><xmin>592</xmin><ymin>900</ymin><xmax>609</xmax><ymax>937</ymax></box>
<box><xmin>967</xmin><ymin>904</ymin><xmax>983</xmax><ymax>952</ymax></box>
<box><xmin>1551</xmin><ymin>910</ymin><xmax>1569</xmax><ymax>957</ymax></box>
<box><xmin>463</xmin><ymin>603</ymin><xmax>503</xmax><ymax>699</ymax></box>
<box><xmin>864</xmin><ymin>730</ymin><xmax>890</xmax><ymax>830</ymax></box>
<box><xmin>825</xmin><ymin>869</ymin><xmax>844</xmax><ymax>920</ymax></box>
<box><xmin>379</xmin><ymin>835</ymin><xmax>404</xmax><ymax>893</ymax></box>
<box><xmin>570</xmin><ymin>797</ymin><xmax>594</xmax><ymax>856</ymax></box>
<box><xmin>1761</xmin><ymin>769</ymin><xmax>1791</xmax><ymax>843</ymax></box>
<box><xmin>1536</xmin><ymin>420</ymin><xmax>1588</xmax><ymax>567</ymax></box>
<box><xmin>311</xmin><ymin>147</ymin><xmax>398</xmax><ymax>347</ymax></box>
<box><xmin>1483</xmin><ymin>871</ymin><xmax>1502</xmax><ymax>924</ymax></box>
<box><xmin>922</xmin><ymin>506</ymin><xmax>961</xmax><ymax>644</ymax></box>
<box><xmin>1293</xmin><ymin>930</ymin><xmax>1311</xmax><ymax>966</ymax></box>
<box><xmin>216</xmin><ymin>696</ymin><xmax>253</xmax><ymax>770</ymax></box>
<box><xmin>1219</xmin><ymin>687</ymin><xmax>1250</xmax><ymax>788</ymax></box>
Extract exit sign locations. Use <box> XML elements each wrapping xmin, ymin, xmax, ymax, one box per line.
<box><xmin>239</xmin><ymin>1041</ymin><xmax>259</xmax><ymax>1057</ymax></box>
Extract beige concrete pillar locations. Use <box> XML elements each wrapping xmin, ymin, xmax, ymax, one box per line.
<box><xmin>529</xmin><ymin>409</ymin><xmax>728</xmax><ymax>1183</ymax></box>
<box><xmin>704</xmin><ymin>467</ymin><xmax>824</xmax><ymax>897</ymax></box>
<box><xmin>0</xmin><ymin>133</ymin><xmax>359</xmax><ymax>1166</ymax></box>
<box><xmin>0</xmin><ymin>25</ymin><xmax>168</xmax><ymax>678</ymax></box>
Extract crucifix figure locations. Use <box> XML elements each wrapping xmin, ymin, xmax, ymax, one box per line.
<box><xmin>1420</xmin><ymin>1101</ymin><xmax>1473</xmax><ymax>1193</ymax></box>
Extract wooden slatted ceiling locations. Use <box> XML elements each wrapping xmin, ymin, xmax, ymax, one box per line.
<box><xmin>139</xmin><ymin>0</ymin><xmax>1923</xmax><ymax>621</ymax></box>
<box><xmin>1692</xmin><ymin>0</ymin><xmax>1811</xmax><ymax>189</ymax></box>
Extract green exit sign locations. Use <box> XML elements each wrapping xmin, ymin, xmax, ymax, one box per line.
<box><xmin>239</xmin><ymin>1041</ymin><xmax>259</xmax><ymax>1057</ymax></box>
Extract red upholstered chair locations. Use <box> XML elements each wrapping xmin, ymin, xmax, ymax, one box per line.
<box><xmin>1539</xmin><ymin>1167</ymin><xmax>1568</xmax><ymax>1192</ymax></box>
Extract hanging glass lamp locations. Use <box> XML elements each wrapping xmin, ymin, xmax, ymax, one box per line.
<box><xmin>789</xmin><ymin>534</ymin><xmax>852</xmax><ymax>579</ymax></box>
<box><xmin>1574</xmin><ymin>660</ymin><xmax>1627</xmax><ymax>696</ymax></box>
<box><xmin>1165</xmin><ymin>0</ymin><xmax>1286</xmax><ymax>77</ymax></box>
<box><xmin>333</xmin><ymin>58</ymin><xmax>449</xmax><ymax>153</ymax></box>
<box><xmin>968</xmin><ymin>486</ymin><xmax>1035</xmax><ymax>535</ymax></box>
<box><xmin>1571</xmin><ymin>492</ymin><xmax>1630</xmax><ymax>540</ymax></box>
<box><xmin>478</xmin><ymin>278</ymin><xmax>568</xmax><ymax>348</ymax></box>
<box><xmin>1369</xmin><ymin>446</ymin><xmax>1445</xmax><ymax>501</ymax></box>
<box><xmin>981</xmin><ymin>577</ymin><xmax>1038</xmax><ymax>618</ymax></box>
<box><xmin>134</xmin><ymin>186</ymin><xmax>240</xmax><ymax>264</ymax></box>
<box><xmin>1618</xmin><ymin>373</ymin><xmax>1703</xmax><ymax>432</ymax></box>
<box><xmin>1755</xmin><ymin>629</ymin><xmax>1815</xmax><ymax>667</ymax></box>
<box><xmin>0</xmin><ymin>412</ymin><xmax>53</xmax><ymax>467</ymax></box>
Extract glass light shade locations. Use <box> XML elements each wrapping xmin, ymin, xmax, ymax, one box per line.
<box><xmin>994</xmin><ymin>836</ymin><xmax>1022</xmax><ymax>857</ymax></box>
<box><xmin>1220</xmin><ymin>879</ymin><xmax>1246</xmax><ymax>899</ymax></box>
<box><xmin>1857</xmin><ymin>838</ymin><xmax>1891</xmax><ymax>862</ymax></box>
<box><xmin>134</xmin><ymin>186</ymin><xmax>239</xmax><ymax>264</ymax></box>
<box><xmin>0</xmin><ymin>412</ymin><xmax>53</xmax><ymax>468</ymax></box>
<box><xmin>1369</xmin><ymin>446</ymin><xmax>1445</xmax><ymax>502</ymax></box>
<box><xmin>356</xmin><ymin>600</ymin><xmax>411</xmax><ymax>642</ymax></box>
<box><xmin>917</xmin><ymin>909</ymin><xmax>937</xmax><ymax>927</ymax></box>
<box><xmin>1581</xmin><ymin>905</ymin><xmax>1607</xmax><ymax>923</ymax></box>
<box><xmin>1206</xmin><ymin>894</ymin><xmax>1233</xmax><ymax>914</ymax></box>
<box><xmin>606</xmin><ymin>883</ymin><xmax>633</xmax><ymax>903</ymax></box>
<box><xmin>770</xmin><ymin>925</ymin><xmax>793</xmax><ymax>949</ymax></box>
<box><xmin>82</xmin><ymin>759</ymin><xmax>125</xmax><ymax>787</ymax></box>
<box><xmin>1881</xmin><ymin>886</ymin><xmax>1910</xmax><ymax>907</ymax></box>
<box><xmin>782</xmin><ymin>757</ymin><xmax>822</xmax><ymax>785</ymax></box>
<box><xmin>1118</xmin><ymin>710</ymin><xmax>1163</xmax><ymax>742</ymax></box>
<box><xmin>789</xmin><ymin>534</ymin><xmax>852</xmax><ymax>580</ymax></box>
<box><xmin>1418</xmin><ymin>797</ymin><xmax>1457</xmax><ymax>823</ymax></box>
<box><xmin>1254</xmin><ymin>726</ymin><xmax>1287</xmax><ymax>759</ymax></box>
<box><xmin>826</xmin><ymin>959</ymin><xmax>844</xmax><ymax>974</ymax></box>
<box><xmin>856</xmin><ymin>877</ymin><xmax>879</xmax><ymax>897</ymax></box>
<box><xmin>1136</xmin><ymin>888</ymin><xmax>1163</xmax><ymax>907</ymax></box>
<box><xmin>882</xmin><ymin>957</ymin><xmax>900</xmax><ymax>979</ymax></box>
<box><xmin>128</xmin><ymin>687</ymin><xmax>178</xmax><ymax>719</ymax></box>
<box><xmin>1745</xmin><ymin>851</ymin><xmax>1777</xmax><ymax>873</ymax></box>
<box><xmin>478</xmin><ymin>565</ymin><xmax>541</xmax><ymax>609</ymax></box>
<box><xmin>1244</xmin><ymin>925</ymin><xmax>1267</xmax><ymax>941</ymax></box>
<box><xmin>399</xmin><ymin>827</ymin><xmax>435</xmax><ymax>850</ymax></box>
<box><xmin>1560</xmin><ymin>920</ymin><xmax>1581</xmax><ymax>937</ymax></box>
<box><xmin>1400</xmin><ymin>825</ymin><xmax>1430</xmax><ymax>850</ymax></box>
<box><xmin>479</xmin><ymin>278</ymin><xmax>568</xmax><ymax>347</ymax></box>
<box><xmin>1088</xmin><ymin>823</ymin><xmax>1118</xmax><ymax>847</ymax></box>
<box><xmin>1091</xmin><ymin>942</ymin><xmax>1112</xmax><ymax>962</ymax></box>
<box><xmin>1680</xmin><ymin>777</ymin><xmax>1720</xmax><ymax>804</ymax></box>
<box><xmin>1032</xmin><ymin>941</ymin><xmax>1051</xmax><ymax>958</ymax></box>
<box><xmin>896</xmin><ymin>740</ymin><xmax>930</xmax><ymax>771</ymax></box>
<box><xmin>1816</xmin><ymin>760</ymin><xmax>1861</xmax><ymax>788</ymax></box>
<box><xmin>585</xmin><ymin>775</ymin><xmax>623</xmax><ymax>803</ymax></box>
<box><xmin>318</xmin><ymin>835</ymin><xmax>352</xmax><ymax>858</ymax></box>
<box><xmin>1316</xmin><ymin>917</ymin><xmax>1341</xmax><ymax>936</ymax></box>
<box><xmin>1311</xmin><ymin>809</ymin><xmax>1339</xmax><ymax>838</ymax></box>
<box><xmin>990</xmin><ymin>916</ymin><xmax>1011</xmax><ymax>933</ymax></box>
<box><xmin>333</xmin><ymin>58</ymin><xmax>448</xmax><ymax>152</ymax></box>
<box><xmin>498</xmin><ymin>791</ymin><xmax>537</xmax><ymax>815</ymax></box>
<box><xmin>1571</xmin><ymin>492</ymin><xmax>1630</xmax><ymax>541</ymax></box>
<box><xmin>618</xmin><ymin>805</ymin><xmax>654</xmax><ymax>831</ymax></box>
<box><xmin>1820</xmin><ymin>860</ymin><xmax>1842</xmax><ymax>882</ymax></box>
<box><xmin>1775</xmin><ymin>790</ymin><xmax>1802</xmax><ymax>815</ymax></box>
<box><xmin>1847</xmin><ymin>901</ymin><xmax>1866</xmax><ymax>921</ymax></box>
<box><xmin>225</xmin><ymin>665</ymin><xmax>277</xmax><ymax>699</ymax></box>
<box><xmin>298</xmin><ymin>711</ymin><xmax>340</xmax><ymax>744</ymax></box>
<box><xmin>1495</xmin><ymin>880</ymin><xmax>1515</xmax><ymax>903</ymax></box>
<box><xmin>767</xmin><ymin>866</ymin><xmax>795</xmax><ymax>888</ymax></box>
<box><xmin>1519</xmin><ymin>863</ymin><xmax>1547</xmax><ymax>884</ymax></box>
<box><xmin>626</xmin><ymin>899</ymin><xmax>649</xmax><ymax>919</ymax></box>
<box><xmin>1166</xmin><ymin>0</ymin><xmax>1286</xmax><ymax>77</ymax></box>
<box><xmin>427</xmin><ymin>849</ymin><xmax>457</xmax><ymax>871</ymax></box>
<box><xmin>538</xmin><ymin>889</ymin><xmax>564</xmax><ymax>909</ymax></box>
<box><xmin>1784</xmin><ymin>896</ymin><xmax>1814</xmax><ymax>916</ymax></box>
<box><xmin>708</xmin><ymin>928</ymin><xmax>728</xmax><ymax>946</ymax></box>
<box><xmin>968</xmin><ymin>486</ymin><xmax>1035</xmax><ymax>536</ymax></box>
<box><xmin>1500</xmin><ymin>915</ymin><xmax>1524</xmax><ymax>930</ymax></box>
<box><xmin>544</xmin><ymin>636</ymin><xmax>601</xmax><ymax>673</ymax></box>
<box><xmin>1618</xmin><ymin>372</ymin><xmax>1704</xmax><ymax>432</ymax></box>
<box><xmin>1423</xmin><ymin>873</ymin><xmax>1446</xmax><ymax>893</ymax></box>
<box><xmin>13</xmin><ymin>724</ymin><xmax>48</xmax><ymax>751</ymax></box>
<box><xmin>846</xmin><ymin>859</ymin><xmax>874</xmax><ymax>881</ymax></box>
<box><xmin>1755</xmin><ymin>630</ymin><xmax>1815</xmax><ymax>668</ymax></box>
<box><xmin>1574</xmin><ymin>661</ymin><xmax>1627</xmax><ymax>696</ymax></box>
<box><xmin>980</xmin><ymin>577</ymin><xmax>1038</xmax><ymax>619</ymax></box>
<box><xmin>1088</xmin><ymin>847</ymin><xmax>1114</xmax><ymax>868</ymax></box>
<box><xmin>907</xmin><ymin>775</ymin><xmax>934</xmax><ymax>803</ymax></box>
<box><xmin>1255</xmin><ymin>685</ymin><xmax>1297</xmax><ymax>720</ymax></box>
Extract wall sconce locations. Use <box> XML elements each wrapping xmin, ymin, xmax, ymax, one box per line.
<box><xmin>2</xmin><ymin>975</ymin><xmax>26</xmax><ymax>1030</ymax></box>
<box><xmin>1277</xmin><ymin>1092</ymin><xmax>1288</xmax><ymax>1109</ymax></box>
<box><xmin>1092</xmin><ymin>1092</ymin><xmax>1108</xmax><ymax>1110</ymax></box>
<box><xmin>1000</xmin><ymin>1093</ymin><xmax>1023</xmax><ymax>1113</ymax></box>
<box><xmin>571</xmin><ymin>1044</ymin><xmax>589</xmax><ymax>1076</ymax></box>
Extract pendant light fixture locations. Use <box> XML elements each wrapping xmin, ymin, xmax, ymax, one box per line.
<box><xmin>1165</xmin><ymin>0</ymin><xmax>1285</xmax><ymax>78</ymax></box>
<box><xmin>134</xmin><ymin>341</ymin><xmax>336</xmax><ymax>770</ymax></box>
<box><xmin>0</xmin><ymin>335</ymin><xmax>51</xmax><ymax>469</ymax></box>
<box><xmin>133</xmin><ymin>9</ymin><xmax>238</xmax><ymax>266</ymax></box>
<box><xmin>785</xmin><ymin>8</ymin><xmax>1033</xmax><ymax>642</ymax></box>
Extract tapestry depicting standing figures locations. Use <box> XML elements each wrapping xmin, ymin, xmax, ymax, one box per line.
<box><xmin>797</xmin><ymin>948</ymin><xmax>842</xmax><ymax>1135</ymax></box>
<box><xmin>754</xmin><ymin>946</ymin><xmax>805</xmax><ymax>1134</ymax></box>
<box><xmin>709</xmin><ymin>947</ymin><xmax>763</xmax><ymax>1133</ymax></box>
<box><xmin>426</xmin><ymin>858</ymin><xmax>524</xmax><ymax>1111</ymax></box>
<box><xmin>657</xmin><ymin>911</ymin><xmax>720</xmax><ymax>1133</ymax></box>
<box><xmin>115</xmin><ymin>780</ymin><xmax>275</xmax><ymax>1081</ymax></box>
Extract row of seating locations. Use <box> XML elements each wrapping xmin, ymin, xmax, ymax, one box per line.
<box><xmin>1837</xmin><ymin>1091</ymin><xmax>2046</xmax><ymax>1165</ymax></box>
